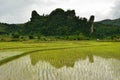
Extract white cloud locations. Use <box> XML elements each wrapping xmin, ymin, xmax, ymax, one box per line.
<box><xmin>0</xmin><ymin>0</ymin><xmax>119</xmax><ymax>23</ymax></box>
<box><xmin>110</xmin><ymin>0</ymin><xmax>120</xmax><ymax>19</ymax></box>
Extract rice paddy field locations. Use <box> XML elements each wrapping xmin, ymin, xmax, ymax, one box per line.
<box><xmin>0</xmin><ymin>41</ymin><xmax>120</xmax><ymax>80</ymax></box>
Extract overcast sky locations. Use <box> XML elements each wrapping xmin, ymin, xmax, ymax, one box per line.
<box><xmin>0</xmin><ymin>0</ymin><xmax>120</xmax><ymax>23</ymax></box>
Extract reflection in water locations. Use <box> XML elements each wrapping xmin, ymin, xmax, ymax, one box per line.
<box><xmin>30</xmin><ymin>51</ymin><xmax>94</xmax><ymax>68</ymax></box>
<box><xmin>0</xmin><ymin>55</ymin><xmax>120</xmax><ymax>80</ymax></box>
<box><xmin>88</xmin><ymin>53</ymin><xmax>94</xmax><ymax>63</ymax></box>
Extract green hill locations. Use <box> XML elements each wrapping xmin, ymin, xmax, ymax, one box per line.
<box><xmin>99</xmin><ymin>18</ymin><xmax>120</xmax><ymax>26</ymax></box>
<box><xmin>0</xmin><ymin>8</ymin><xmax>120</xmax><ymax>41</ymax></box>
<box><xmin>23</xmin><ymin>8</ymin><xmax>93</xmax><ymax>36</ymax></box>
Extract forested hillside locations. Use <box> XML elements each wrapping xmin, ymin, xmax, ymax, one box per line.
<box><xmin>0</xmin><ymin>8</ymin><xmax>120</xmax><ymax>41</ymax></box>
<box><xmin>23</xmin><ymin>8</ymin><xmax>94</xmax><ymax>36</ymax></box>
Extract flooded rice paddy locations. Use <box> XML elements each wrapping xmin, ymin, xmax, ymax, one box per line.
<box><xmin>0</xmin><ymin>53</ymin><xmax>120</xmax><ymax>80</ymax></box>
<box><xmin>0</xmin><ymin>41</ymin><xmax>120</xmax><ymax>80</ymax></box>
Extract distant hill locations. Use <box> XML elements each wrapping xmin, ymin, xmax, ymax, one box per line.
<box><xmin>93</xmin><ymin>18</ymin><xmax>120</xmax><ymax>39</ymax></box>
<box><xmin>98</xmin><ymin>18</ymin><xmax>120</xmax><ymax>26</ymax></box>
<box><xmin>93</xmin><ymin>22</ymin><xmax>120</xmax><ymax>39</ymax></box>
<box><xmin>0</xmin><ymin>8</ymin><xmax>120</xmax><ymax>40</ymax></box>
<box><xmin>0</xmin><ymin>23</ymin><xmax>21</xmax><ymax>35</ymax></box>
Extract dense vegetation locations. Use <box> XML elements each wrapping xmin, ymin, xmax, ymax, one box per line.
<box><xmin>0</xmin><ymin>8</ymin><xmax>120</xmax><ymax>41</ymax></box>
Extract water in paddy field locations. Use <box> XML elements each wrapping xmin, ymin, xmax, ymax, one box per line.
<box><xmin>0</xmin><ymin>55</ymin><xmax>120</xmax><ymax>80</ymax></box>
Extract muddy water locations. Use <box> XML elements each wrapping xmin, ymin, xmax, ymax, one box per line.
<box><xmin>0</xmin><ymin>51</ymin><xmax>23</xmax><ymax>61</ymax></box>
<box><xmin>0</xmin><ymin>55</ymin><xmax>120</xmax><ymax>80</ymax></box>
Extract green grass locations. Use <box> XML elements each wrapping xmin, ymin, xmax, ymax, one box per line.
<box><xmin>0</xmin><ymin>41</ymin><xmax>120</xmax><ymax>67</ymax></box>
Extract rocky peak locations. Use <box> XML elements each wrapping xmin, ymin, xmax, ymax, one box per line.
<box><xmin>30</xmin><ymin>10</ymin><xmax>40</xmax><ymax>21</ymax></box>
<box><xmin>89</xmin><ymin>15</ymin><xmax>95</xmax><ymax>34</ymax></box>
